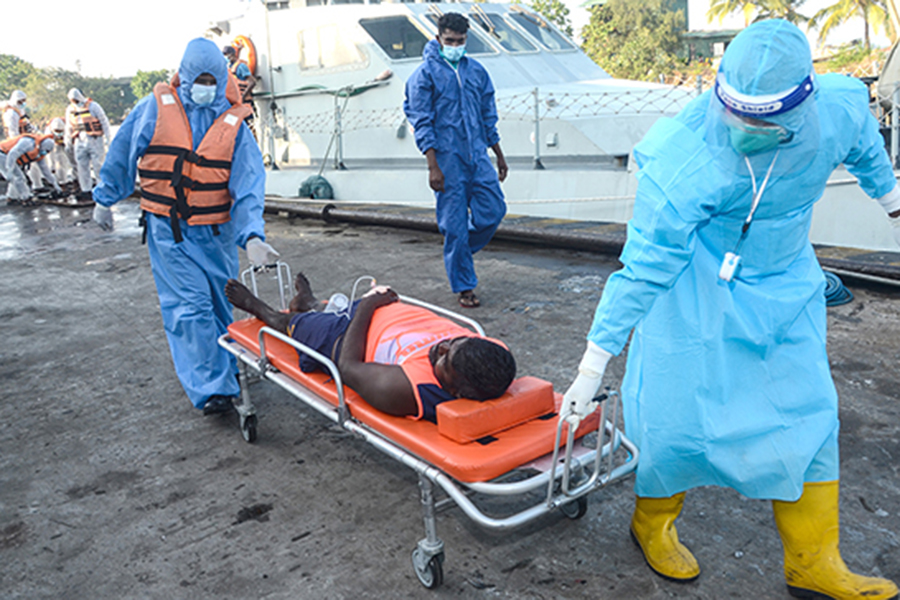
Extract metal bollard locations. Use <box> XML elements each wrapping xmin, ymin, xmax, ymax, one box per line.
<box><xmin>533</xmin><ymin>87</ymin><xmax>545</xmax><ymax>170</ymax></box>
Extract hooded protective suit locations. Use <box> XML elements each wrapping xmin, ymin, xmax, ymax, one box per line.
<box><xmin>404</xmin><ymin>38</ymin><xmax>506</xmax><ymax>293</ymax></box>
<box><xmin>65</xmin><ymin>87</ymin><xmax>111</xmax><ymax>195</ymax></box>
<box><xmin>93</xmin><ymin>38</ymin><xmax>267</xmax><ymax>409</ymax></box>
<box><xmin>0</xmin><ymin>136</ymin><xmax>60</xmax><ymax>200</ymax></box>
<box><xmin>586</xmin><ymin>20</ymin><xmax>897</xmax><ymax>501</ymax></box>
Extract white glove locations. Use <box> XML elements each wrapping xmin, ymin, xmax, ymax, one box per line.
<box><xmin>93</xmin><ymin>204</ymin><xmax>113</xmax><ymax>231</ymax></box>
<box><xmin>246</xmin><ymin>237</ymin><xmax>280</xmax><ymax>267</ymax></box>
<box><xmin>890</xmin><ymin>213</ymin><xmax>900</xmax><ymax>247</ymax></box>
<box><xmin>562</xmin><ymin>341</ymin><xmax>612</xmax><ymax>425</ymax></box>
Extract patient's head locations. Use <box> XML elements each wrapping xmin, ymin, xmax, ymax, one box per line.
<box><xmin>430</xmin><ymin>337</ymin><xmax>516</xmax><ymax>400</ymax></box>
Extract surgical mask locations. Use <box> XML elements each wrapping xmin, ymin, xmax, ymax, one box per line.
<box><xmin>191</xmin><ymin>83</ymin><xmax>217</xmax><ymax>106</ymax></box>
<box><xmin>724</xmin><ymin>111</ymin><xmax>790</xmax><ymax>155</ymax></box>
<box><xmin>441</xmin><ymin>45</ymin><xmax>466</xmax><ymax>63</ymax></box>
<box><xmin>18</xmin><ymin>103</ymin><xmax>26</xmax><ymax>111</ymax></box>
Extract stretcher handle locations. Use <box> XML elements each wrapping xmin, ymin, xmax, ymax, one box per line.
<box><xmin>398</xmin><ymin>294</ymin><xmax>485</xmax><ymax>336</ymax></box>
<box><xmin>545</xmin><ymin>392</ymin><xmax>611</xmax><ymax>507</ymax></box>
<box><xmin>257</xmin><ymin>325</ymin><xmax>350</xmax><ymax>422</ymax></box>
<box><xmin>241</xmin><ymin>261</ymin><xmax>292</xmax><ymax>312</ymax></box>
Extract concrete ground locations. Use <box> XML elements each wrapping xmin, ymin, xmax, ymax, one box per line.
<box><xmin>1</xmin><ymin>199</ymin><xmax>898</xmax><ymax>599</ymax></box>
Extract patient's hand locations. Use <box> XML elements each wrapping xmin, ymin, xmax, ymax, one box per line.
<box><xmin>361</xmin><ymin>285</ymin><xmax>398</xmax><ymax>309</ymax></box>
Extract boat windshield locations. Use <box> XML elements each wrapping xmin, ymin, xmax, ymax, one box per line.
<box><xmin>423</xmin><ymin>13</ymin><xmax>496</xmax><ymax>55</ymax></box>
<box><xmin>469</xmin><ymin>10</ymin><xmax>536</xmax><ymax>53</ymax></box>
<box><xmin>508</xmin><ymin>10</ymin><xmax>575</xmax><ymax>51</ymax></box>
<box><xmin>359</xmin><ymin>16</ymin><xmax>430</xmax><ymax>60</ymax></box>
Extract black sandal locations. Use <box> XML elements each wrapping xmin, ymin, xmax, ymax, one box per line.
<box><xmin>458</xmin><ymin>290</ymin><xmax>480</xmax><ymax>308</ymax></box>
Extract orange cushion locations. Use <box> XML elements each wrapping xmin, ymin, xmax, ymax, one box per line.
<box><xmin>436</xmin><ymin>377</ymin><xmax>555</xmax><ymax>444</ymax></box>
<box><xmin>227</xmin><ymin>318</ymin><xmax>600</xmax><ymax>483</ymax></box>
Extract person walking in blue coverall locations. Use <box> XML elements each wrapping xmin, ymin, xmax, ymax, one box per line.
<box><xmin>562</xmin><ymin>21</ymin><xmax>899</xmax><ymax>600</ymax></box>
<box><xmin>404</xmin><ymin>12</ymin><xmax>508</xmax><ymax>309</ymax></box>
<box><xmin>92</xmin><ymin>38</ymin><xmax>279</xmax><ymax>416</ymax></box>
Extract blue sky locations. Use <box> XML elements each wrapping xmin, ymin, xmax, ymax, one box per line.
<box><xmin>0</xmin><ymin>0</ymin><xmax>892</xmax><ymax>78</ymax></box>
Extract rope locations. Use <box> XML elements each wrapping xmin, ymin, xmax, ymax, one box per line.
<box><xmin>824</xmin><ymin>270</ymin><xmax>853</xmax><ymax>306</ymax></box>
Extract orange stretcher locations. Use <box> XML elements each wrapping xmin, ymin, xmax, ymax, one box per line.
<box><xmin>217</xmin><ymin>269</ymin><xmax>639</xmax><ymax>589</ymax></box>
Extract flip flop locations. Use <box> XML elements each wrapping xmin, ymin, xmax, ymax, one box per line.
<box><xmin>458</xmin><ymin>290</ymin><xmax>480</xmax><ymax>308</ymax></box>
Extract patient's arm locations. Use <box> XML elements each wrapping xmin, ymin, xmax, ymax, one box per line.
<box><xmin>338</xmin><ymin>287</ymin><xmax>419</xmax><ymax>417</ymax></box>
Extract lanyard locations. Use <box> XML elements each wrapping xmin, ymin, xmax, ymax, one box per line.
<box><xmin>734</xmin><ymin>150</ymin><xmax>779</xmax><ymax>253</ymax></box>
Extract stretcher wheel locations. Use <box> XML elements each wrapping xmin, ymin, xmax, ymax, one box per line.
<box><xmin>411</xmin><ymin>548</ymin><xmax>443</xmax><ymax>589</ymax></box>
<box><xmin>241</xmin><ymin>414</ymin><xmax>258</xmax><ymax>443</ymax></box>
<box><xmin>559</xmin><ymin>497</ymin><xmax>588</xmax><ymax>520</ymax></box>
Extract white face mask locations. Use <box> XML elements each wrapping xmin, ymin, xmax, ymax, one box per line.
<box><xmin>191</xmin><ymin>83</ymin><xmax>217</xmax><ymax>106</ymax></box>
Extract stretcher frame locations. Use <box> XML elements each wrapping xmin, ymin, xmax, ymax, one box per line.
<box><xmin>218</xmin><ymin>267</ymin><xmax>639</xmax><ymax>588</ymax></box>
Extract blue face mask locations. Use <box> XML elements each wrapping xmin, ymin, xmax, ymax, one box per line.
<box><xmin>441</xmin><ymin>44</ymin><xmax>466</xmax><ymax>63</ymax></box>
<box><xmin>191</xmin><ymin>83</ymin><xmax>217</xmax><ymax>106</ymax></box>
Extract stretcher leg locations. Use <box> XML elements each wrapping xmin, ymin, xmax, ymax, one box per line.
<box><xmin>412</xmin><ymin>474</ymin><xmax>445</xmax><ymax>589</ymax></box>
<box><xmin>235</xmin><ymin>361</ymin><xmax>258</xmax><ymax>443</ymax></box>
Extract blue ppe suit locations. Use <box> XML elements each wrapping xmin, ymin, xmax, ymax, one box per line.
<box><xmin>94</xmin><ymin>38</ymin><xmax>266</xmax><ymax>409</ymax></box>
<box><xmin>587</xmin><ymin>20</ymin><xmax>897</xmax><ymax>501</ymax></box>
<box><xmin>404</xmin><ymin>39</ymin><xmax>506</xmax><ymax>293</ymax></box>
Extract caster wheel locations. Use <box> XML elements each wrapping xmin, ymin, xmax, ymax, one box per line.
<box><xmin>241</xmin><ymin>414</ymin><xmax>258</xmax><ymax>443</ymax></box>
<box><xmin>411</xmin><ymin>548</ymin><xmax>443</xmax><ymax>589</ymax></box>
<box><xmin>560</xmin><ymin>496</ymin><xmax>588</xmax><ymax>520</ymax></box>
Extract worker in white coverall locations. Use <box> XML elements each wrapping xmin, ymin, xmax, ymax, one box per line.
<box><xmin>45</xmin><ymin>118</ymin><xmax>75</xmax><ymax>185</ymax></box>
<box><xmin>65</xmin><ymin>88</ymin><xmax>110</xmax><ymax>202</ymax></box>
<box><xmin>3</xmin><ymin>90</ymin><xmax>44</xmax><ymax>190</ymax></box>
<box><xmin>0</xmin><ymin>134</ymin><xmax>62</xmax><ymax>203</ymax></box>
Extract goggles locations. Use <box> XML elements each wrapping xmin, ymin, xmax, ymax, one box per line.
<box><xmin>721</xmin><ymin>109</ymin><xmax>792</xmax><ymax>142</ymax></box>
<box><xmin>715</xmin><ymin>72</ymin><xmax>815</xmax><ymax>119</ymax></box>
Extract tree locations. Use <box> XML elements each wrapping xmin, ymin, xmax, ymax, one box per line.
<box><xmin>707</xmin><ymin>0</ymin><xmax>758</xmax><ymax>27</ymax></box>
<box><xmin>528</xmin><ymin>0</ymin><xmax>574</xmax><ymax>38</ymax></box>
<box><xmin>581</xmin><ymin>0</ymin><xmax>685</xmax><ymax>81</ymax></box>
<box><xmin>755</xmin><ymin>0</ymin><xmax>810</xmax><ymax>24</ymax></box>
<box><xmin>810</xmin><ymin>0</ymin><xmax>894</xmax><ymax>49</ymax></box>
<box><xmin>131</xmin><ymin>69</ymin><xmax>170</xmax><ymax>101</ymax></box>
<box><xmin>0</xmin><ymin>54</ymin><xmax>37</xmax><ymax>104</ymax></box>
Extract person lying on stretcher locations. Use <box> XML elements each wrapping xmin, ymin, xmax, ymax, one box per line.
<box><xmin>225</xmin><ymin>273</ymin><xmax>516</xmax><ymax>422</ymax></box>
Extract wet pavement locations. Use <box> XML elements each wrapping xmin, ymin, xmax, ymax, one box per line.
<box><xmin>1</xmin><ymin>198</ymin><xmax>898</xmax><ymax>599</ymax></box>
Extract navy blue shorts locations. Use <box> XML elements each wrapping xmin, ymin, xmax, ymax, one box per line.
<box><xmin>287</xmin><ymin>302</ymin><xmax>358</xmax><ymax>373</ymax></box>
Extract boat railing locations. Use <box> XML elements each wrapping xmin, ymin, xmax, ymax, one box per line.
<box><xmin>270</xmin><ymin>83</ymin><xmax>699</xmax><ymax>170</ymax></box>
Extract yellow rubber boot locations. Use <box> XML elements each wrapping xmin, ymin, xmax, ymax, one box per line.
<box><xmin>630</xmin><ymin>492</ymin><xmax>700</xmax><ymax>581</ymax></box>
<box><xmin>772</xmin><ymin>481</ymin><xmax>899</xmax><ymax>600</ymax></box>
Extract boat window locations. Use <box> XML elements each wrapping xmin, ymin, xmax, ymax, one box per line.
<box><xmin>508</xmin><ymin>10</ymin><xmax>575</xmax><ymax>50</ymax></box>
<box><xmin>469</xmin><ymin>10</ymin><xmax>536</xmax><ymax>53</ymax></box>
<box><xmin>359</xmin><ymin>16</ymin><xmax>430</xmax><ymax>60</ymax></box>
<box><xmin>298</xmin><ymin>24</ymin><xmax>365</xmax><ymax>69</ymax></box>
<box><xmin>331</xmin><ymin>0</ymin><xmax>364</xmax><ymax>4</ymax></box>
<box><xmin>422</xmin><ymin>14</ymin><xmax>496</xmax><ymax>55</ymax></box>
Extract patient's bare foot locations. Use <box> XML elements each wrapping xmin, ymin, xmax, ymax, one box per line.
<box><xmin>225</xmin><ymin>279</ymin><xmax>264</xmax><ymax>314</ymax></box>
<box><xmin>289</xmin><ymin>272</ymin><xmax>318</xmax><ymax>313</ymax></box>
<box><xmin>226</xmin><ymin>279</ymin><xmax>293</xmax><ymax>331</ymax></box>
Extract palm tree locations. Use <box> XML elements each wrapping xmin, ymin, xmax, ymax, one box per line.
<box><xmin>754</xmin><ymin>0</ymin><xmax>810</xmax><ymax>25</ymax></box>
<box><xmin>810</xmin><ymin>0</ymin><xmax>894</xmax><ymax>49</ymax></box>
<box><xmin>708</xmin><ymin>0</ymin><xmax>758</xmax><ymax>27</ymax></box>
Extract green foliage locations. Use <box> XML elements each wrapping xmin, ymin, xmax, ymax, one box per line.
<box><xmin>0</xmin><ymin>53</ymin><xmax>150</xmax><ymax>129</ymax></box>
<box><xmin>132</xmin><ymin>69</ymin><xmax>170</xmax><ymax>100</ymax></box>
<box><xmin>810</xmin><ymin>0</ymin><xmax>894</xmax><ymax>49</ymax></box>
<box><xmin>816</xmin><ymin>41</ymin><xmax>884</xmax><ymax>70</ymax></box>
<box><xmin>581</xmin><ymin>0</ymin><xmax>686</xmax><ymax>81</ymax></box>
<box><xmin>0</xmin><ymin>54</ymin><xmax>36</xmax><ymax>101</ymax></box>
<box><xmin>754</xmin><ymin>0</ymin><xmax>810</xmax><ymax>24</ymax></box>
<box><xmin>527</xmin><ymin>0</ymin><xmax>574</xmax><ymax>38</ymax></box>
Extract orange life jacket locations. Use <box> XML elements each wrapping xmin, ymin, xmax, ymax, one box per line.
<box><xmin>137</xmin><ymin>78</ymin><xmax>252</xmax><ymax>242</ymax></box>
<box><xmin>68</xmin><ymin>99</ymin><xmax>104</xmax><ymax>137</ymax></box>
<box><xmin>0</xmin><ymin>133</ymin><xmax>52</xmax><ymax>165</ymax></box>
<box><xmin>229</xmin><ymin>60</ymin><xmax>252</xmax><ymax>100</ymax></box>
<box><xmin>6</xmin><ymin>105</ymin><xmax>33</xmax><ymax>136</ymax></box>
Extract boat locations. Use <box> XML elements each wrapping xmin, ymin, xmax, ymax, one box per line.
<box><xmin>206</xmin><ymin>1</ymin><xmax>900</xmax><ymax>253</ymax></box>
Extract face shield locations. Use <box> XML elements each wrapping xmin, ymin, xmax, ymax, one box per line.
<box><xmin>702</xmin><ymin>19</ymin><xmax>820</xmax><ymax>176</ymax></box>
